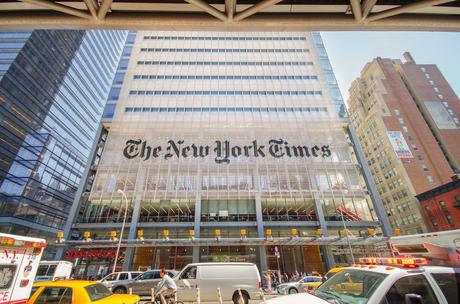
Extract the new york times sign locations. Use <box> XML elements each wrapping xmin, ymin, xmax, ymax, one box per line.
<box><xmin>123</xmin><ymin>139</ymin><xmax>331</xmax><ymax>164</ymax></box>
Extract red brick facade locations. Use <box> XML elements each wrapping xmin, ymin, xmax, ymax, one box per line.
<box><xmin>417</xmin><ymin>178</ymin><xmax>460</xmax><ymax>232</ymax></box>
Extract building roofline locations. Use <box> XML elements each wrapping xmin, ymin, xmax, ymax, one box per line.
<box><xmin>416</xmin><ymin>178</ymin><xmax>460</xmax><ymax>201</ymax></box>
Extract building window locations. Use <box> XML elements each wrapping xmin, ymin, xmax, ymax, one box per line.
<box><xmin>394</xmin><ymin>109</ymin><xmax>400</xmax><ymax>116</ymax></box>
<box><xmin>421</xmin><ymin>164</ymin><xmax>429</xmax><ymax>171</ymax></box>
<box><xmin>438</xmin><ymin>94</ymin><xmax>444</xmax><ymax>100</ymax></box>
<box><xmin>417</xmin><ymin>155</ymin><xmax>423</xmax><ymax>160</ymax></box>
<box><xmin>455</xmin><ymin>195</ymin><xmax>460</xmax><ymax>208</ymax></box>
<box><xmin>426</xmin><ymin>175</ymin><xmax>434</xmax><ymax>183</ymax></box>
<box><xmin>443</xmin><ymin>102</ymin><xmax>449</xmax><ymax>107</ymax></box>
<box><xmin>412</xmin><ymin>144</ymin><xmax>418</xmax><ymax>151</ymax></box>
<box><xmin>425</xmin><ymin>73</ymin><xmax>430</xmax><ymax>79</ymax></box>
<box><xmin>108</xmin><ymin>87</ymin><xmax>121</xmax><ymax>101</ymax></box>
<box><xmin>421</xmin><ymin>67</ymin><xmax>426</xmax><ymax>72</ymax></box>
<box><xmin>398</xmin><ymin>117</ymin><xmax>404</xmax><ymax>124</ymax></box>
<box><xmin>433</xmin><ymin>87</ymin><xmax>439</xmax><ymax>93</ymax></box>
<box><xmin>402</xmin><ymin>126</ymin><xmax>408</xmax><ymax>133</ymax></box>
<box><xmin>446</xmin><ymin>214</ymin><xmax>453</xmax><ymax>224</ymax></box>
<box><xmin>439</xmin><ymin>201</ymin><xmax>446</xmax><ymax>208</ymax></box>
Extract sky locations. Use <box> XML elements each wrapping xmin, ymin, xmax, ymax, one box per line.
<box><xmin>320</xmin><ymin>32</ymin><xmax>460</xmax><ymax>104</ymax></box>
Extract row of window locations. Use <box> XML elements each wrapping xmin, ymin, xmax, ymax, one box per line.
<box><xmin>137</xmin><ymin>61</ymin><xmax>314</xmax><ymax>66</ymax></box>
<box><xmin>124</xmin><ymin>106</ymin><xmax>328</xmax><ymax>113</ymax></box>
<box><xmin>140</xmin><ymin>48</ymin><xmax>309</xmax><ymax>53</ymax></box>
<box><xmin>133</xmin><ymin>75</ymin><xmax>319</xmax><ymax>80</ymax></box>
<box><xmin>128</xmin><ymin>90</ymin><xmax>323</xmax><ymax>96</ymax></box>
<box><xmin>143</xmin><ymin>36</ymin><xmax>307</xmax><ymax>41</ymax></box>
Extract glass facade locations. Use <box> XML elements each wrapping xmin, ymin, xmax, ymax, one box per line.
<box><xmin>71</xmin><ymin>32</ymin><xmax>383</xmax><ymax>278</ymax></box>
<box><xmin>0</xmin><ymin>30</ymin><xmax>127</xmax><ymax>257</ymax></box>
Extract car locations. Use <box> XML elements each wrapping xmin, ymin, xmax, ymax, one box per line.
<box><xmin>100</xmin><ymin>271</ymin><xmax>143</xmax><ymax>288</ymax></box>
<box><xmin>28</xmin><ymin>280</ymin><xmax>140</xmax><ymax>304</ymax></box>
<box><xmin>276</xmin><ymin>276</ymin><xmax>323</xmax><ymax>294</ymax></box>
<box><xmin>322</xmin><ymin>266</ymin><xmax>346</xmax><ymax>282</ymax></box>
<box><xmin>111</xmin><ymin>269</ymin><xmax>178</xmax><ymax>296</ymax></box>
<box><xmin>264</xmin><ymin>257</ymin><xmax>459</xmax><ymax>304</ymax></box>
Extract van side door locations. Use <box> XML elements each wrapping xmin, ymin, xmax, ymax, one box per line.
<box><xmin>176</xmin><ymin>266</ymin><xmax>198</xmax><ymax>302</ymax></box>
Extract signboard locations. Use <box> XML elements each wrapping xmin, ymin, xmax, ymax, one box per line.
<box><xmin>424</xmin><ymin>101</ymin><xmax>457</xmax><ymax>130</ymax></box>
<box><xmin>65</xmin><ymin>249</ymin><xmax>117</xmax><ymax>259</ymax></box>
<box><xmin>387</xmin><ymin>131</ymin><xmax>413</xmax><ymax>159</ymax></box>
<box><xmin>123</xmin><ymin>138</ymin><xmax>332</xmax><ymax>164</ymax></box>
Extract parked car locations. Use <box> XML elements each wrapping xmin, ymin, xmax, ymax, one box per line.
<box><xmin>276</xmin><ymin>276</ymin><xmax>323</xmax><ymax>294</ymax></box>
<box><xmin>111</xmin><ymin>269</ymin><xmax>178</xmax><ymax>295</ymax></box>
<box><xmin>100</xmin><ymin>271</ymin><xmax>143</xmax><ymax>289</ymax></box>
<box><xmin>28</xmin><ymin>280</ymin><xmax>140</xmax><ymax>304</ymax></box>
<box><xmin>175</xmin><ymin>262</ymin><xmax>261</xmax><ymax>304</ymax></box>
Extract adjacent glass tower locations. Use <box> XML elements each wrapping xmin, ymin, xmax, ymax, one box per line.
<box><xmin>0</xmin><ymin>30</ymin><xmax>127</xmax><ymax>257</ymax></box>
<box><xmin>69</xmin><ymin>31</ymin><xmax>387</xmax><ymax>278</ymax></box>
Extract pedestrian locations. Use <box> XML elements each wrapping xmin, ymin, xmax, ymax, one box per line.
<box><xmin>266</xmin><ymin>271</ymin><xmax>272</xmax><ymax>292</ymax></box>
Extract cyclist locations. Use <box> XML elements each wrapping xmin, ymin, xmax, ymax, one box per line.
<box><xmin>156</xmin><ymin>267</ymin><xmax>178</xmax><ymax>304</ymax></box>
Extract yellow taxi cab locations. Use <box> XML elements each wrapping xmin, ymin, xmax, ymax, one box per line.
<box><xmin>322</xmin><ymin>266</ymin><xmax>346</xmax><ymax>282</ymax></box>
<box><xmin>28</xmin><ymin>280</ymin><xmax>140</xmax><ymax>304</ymax></box>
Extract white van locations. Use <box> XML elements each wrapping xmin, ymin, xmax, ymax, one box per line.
<box><xmin>175</xmin><ymin>262</ymin><xmax>261</xmax><ymax>304</ymax></box>
<box><xmin>35</xmin><ymin>260</ymin><xmax>73</xmax><ymax>281</ymax></box>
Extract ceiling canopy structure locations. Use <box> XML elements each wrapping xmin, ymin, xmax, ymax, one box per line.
<box><xmin>0</xmin><ymin>0</ymin><xmax>459</xmax><ymax>31</ymax></box>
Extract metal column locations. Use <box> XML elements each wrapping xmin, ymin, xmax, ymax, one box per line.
<box><xmin>122</xmin><ymin>166</ymin><xmax>146</xmax><ymax>270</ymax></box>
<box><xmin>192</xmin><ymin>168</ymin><xmax>202</xmax><ymax>263</ymax></box>
<box><xmin>314</xmin><ymin>196</ymin><xmax>336</xmax><ymax>269</ymax></box>
<box><xmin>347</xmin><ymin>125</ymin><xmax>392</xmax><ymax>236</ymax></box>
<box><xmin>254</xmin><ymin>165</ymin><xmax>268</xmax><ymax>271</ymax></box>
<box><xmin>54</xmin><ymin>124</ymin><xmax>103</xmax><ymax>260</ymax></box>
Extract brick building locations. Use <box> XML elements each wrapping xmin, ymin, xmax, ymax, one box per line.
<box><xmin>348</xmin><ymin>52</ymin><xmax>460</xmax><ymax>234</ymax></box>
<box><xmin>416</xmin><ymin>176</ymin><xmax>460</xmax><ymax>232</ymax></box>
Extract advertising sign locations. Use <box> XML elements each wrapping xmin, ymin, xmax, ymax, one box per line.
<box><xmin>387</xmin><ymin>131</ymin><xmax>413</xmax><ymax>159</ymax></box>
<box><xmin>425</xmin><ymin>101</ymin><xmax>457</xmax><ymax>130</ymax></box>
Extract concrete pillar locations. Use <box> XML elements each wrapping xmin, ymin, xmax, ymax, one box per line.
<box><xmin>253</xmin><ymin>163</ymin><xmax>268</xmax><ymax>271</ymax></box>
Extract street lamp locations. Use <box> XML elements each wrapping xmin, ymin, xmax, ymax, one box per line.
<box><xmin>113</xmin><ymin>189</ymin><xmax>129</xmax><ymax>273</ymax></box>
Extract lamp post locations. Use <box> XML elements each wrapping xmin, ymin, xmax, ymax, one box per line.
<box><xmin>113</xmin><ymin>189</ymin><xmax>129</xmax><ymax>273</ymax></box>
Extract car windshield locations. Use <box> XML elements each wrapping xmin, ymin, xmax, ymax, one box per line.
<box><xmin>85</xmin><ymin>283</ymin><xmax>112</xmax><ymax>301</ymax></box>
<box><xmin>315</xmin><ymin>269</ymin><xmax>387</xmax><ymax>304</ymax></box>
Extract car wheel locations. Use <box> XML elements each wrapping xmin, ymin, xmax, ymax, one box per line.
<box><xmin>233</xmin><ymin>292</ymin><xmax>249</xmax><ymax>304</ymax></box>
<box><xmin>113</xmin><ymin>286</ymin><xmax>127</xmax><ymax>294</ymax></box>
<box><xmin>288</xmin><ymin>287</ymin><xmax>298</xmax><ymax>294</ymax></box>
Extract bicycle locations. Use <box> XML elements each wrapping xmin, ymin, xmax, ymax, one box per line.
<box><xmin>144</xmin><ymin>289</ymin><xmax>184</xmax><ymax>304</ymax></box>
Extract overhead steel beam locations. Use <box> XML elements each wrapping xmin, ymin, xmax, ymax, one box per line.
<box><xmin>362</xmin><ymin>0</ymin><xmax>377</xmax><ymax>20</ymax></box>
<box><xmin>234</xmin><ymin>0</ymin><xmax>283</xmax><ymax>22</ymax></box>
<box><xmin>0</xmin><ymin>12</ymin><xmax>459</xmax><ymax>32</ymax></box>
<box><xmin>350</xmin><ymin>0</ymin><xmax>362</xmax><ymax>22</ymax></box>
<box><xmin>17</xmin><ymin>0</ymin><xmax>92</xmax><ymax>19</ymax></box>
<box><xmin>184</xmin><ymin>0</ymin><xmax>227</xmax><ymax>21</ymax></box>
<box><xmin>97</xmin><ymin>0</ymin><xmax>113</xmax><ymax>19</ymax></box>
<box><xmin>83</xmin><ymin>0</ymin><xmax>99</xmax><ymax>19</ymax></box>
<box><xmin>366</xmin><ymin>0</ymin><xmax>457</xmax><ymax>23</ymax></box>
<box><xmin>225</xmin><ymin>0</ymin><xmax>236</xmax><ymax>20</ymax></box>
